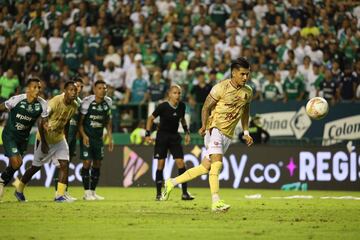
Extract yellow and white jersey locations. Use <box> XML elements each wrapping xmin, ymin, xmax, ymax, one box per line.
<box><xmin>207</xmin><ymin>79</ymin><xmax>253</xmax><ymax>138</ymax></box>
<box><xmin>36</xmin><ymin>94</ymin><xmax>78</xmax><ymax>144</ymax></box>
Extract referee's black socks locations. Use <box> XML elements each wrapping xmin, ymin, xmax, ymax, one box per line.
<box><xmin>155</xmin><ymin>170</ymin><xmax>163</xmax><ymax>196</ymax></box>
<box><xmin>178</xmin><ymin>167</ymin><xmax>188</xmax><ymax>195</ymax></box>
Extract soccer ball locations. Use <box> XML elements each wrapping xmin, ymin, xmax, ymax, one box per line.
<box><xmin>305</xmin><ymin>97</ymin><xmax>329</xmax><ymax>120</ymax></box>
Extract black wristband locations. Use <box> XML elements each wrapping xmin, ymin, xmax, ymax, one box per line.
<box><xmin>145</xmin><ymin>130</ymin><xmax>151</xmax><ymax>137</ymax></box>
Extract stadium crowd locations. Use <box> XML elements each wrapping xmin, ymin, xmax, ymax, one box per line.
<box><xmin>0</xmin><ymin>0</ymin><xmax>359</xmax><ymax>132</ymax></box>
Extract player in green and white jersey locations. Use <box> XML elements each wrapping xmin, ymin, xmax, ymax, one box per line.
<box><xmin>0</xmin><ymin>78</ymin><xmax>48</xmax><ymax>200</ymax></box>
<box><xmin>79</xmin><ymin>80</ymin><xmax>113</xmax><ymax>200</ymax></box>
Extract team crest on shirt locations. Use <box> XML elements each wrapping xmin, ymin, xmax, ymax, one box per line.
<box><xmin>12</xmin><ymin>148</ymin><xmax>18</xmax><ymax>153</ymax></box>
<box><xmin>92</xmin><ymin>106</ymin><xmax>96</xmax><ymax>110</ymax></box>
<box><xmin>97</xmin><ymin>105</ymin><xmax>103</xmax><ymax>111</ymax></box>
<box><xmin>27</xmin><ymin>105</ymin><xmax>33</xmax><ymax>112</ymax></box>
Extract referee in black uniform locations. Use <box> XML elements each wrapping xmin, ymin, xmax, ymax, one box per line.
<box><xmin>145</xmin><ymin>85</ymin><xmax>194</xmax><ymax>201</ymax></box>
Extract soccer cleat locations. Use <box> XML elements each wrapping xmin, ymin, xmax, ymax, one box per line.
<box><xmin>211</xmin><ymin>200</ymin><xmax>231</xmax><ymax>212</ymax></box>
<box><xmin>64</xmin><ymin>192</ymin><xmax>77</xmax><ymax>201</ymax></box>
<box><xmin>14</xmin><ymin>191</ymin><xmax>27</xmax><ymax>202</ymax></box>
<box><xmin>54</xmin><ymin>195</ymin><xmax>74</xmax><ymax>203</ymax></box>
<box><xmin>92</xmin><ymin>191</ymin><xmax>104</xmax><ymax>200</ymax></box>
<box><xmin>83</xmin><ymin>190</ymin><xmax>96</xmax><ymax>200</ymax></box>
<box><xmin>181</xmin><ymin>192</ymin><xmax>195</xmax><ymax>201</ymax></box>
<box><xmin>161</xmin><ymin>179</ymin><xmax>174</xmax><ymax>201</ymax></box>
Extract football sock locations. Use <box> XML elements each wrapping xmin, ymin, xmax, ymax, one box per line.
<box><xmin>1</xmin><ymin>166</ymin><xmax>17</xmax><ymax>185</ymax></box>
<box><xmin>57</xmin><ymin>182</ymin><xmax>66</xmax><ymax>196</ymax></box>
<box><xmin>209</xmin><ymin>161</ymin><xmax>223</xmax><ymax>203</ymax></box>
<box><xmin>155</xmin><ymin>170</ymin><xmax>163</xmax><ymax>196</ymax></box>
<box><xmin>90</xmin><ymin>168</ymin><xmax>100</xmax><ymax>191</ymax></box>
<box><xmin>174</xmin><ymin>164</ymin><xmax>209</xmax><ymax>185</ymax></box>
<box><xmin>15</xmin><ymin>179</ymin><xmax>25</xmax><ymax>193</ymax></box>
<box><xmin>178</xmin><ymin>167</ymin><xmax>188</xmax><ymax>194</ymax></box>
<box><xmin>81</xmin><ymin>168</ymin><xmax>90</xmax><ymax>190</ymax></box>
<box><xmin>53</xmin><ymin>167</ymin><xmax>59</xmax><ymax>191</ymax></box>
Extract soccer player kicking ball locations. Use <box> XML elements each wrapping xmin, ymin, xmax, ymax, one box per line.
<box><xmin>13</xmin><ymin>81</ymin><xmax>78</xmax><ymax>202</ymax></box>
<box><xmin>53</xmin><ymin>77</ymin><xmax>83</xmax><ymax>201</ymax></box>
<box><xmin>0</xmin><ymin>78</ymin><xmax>48</xmax><ymax>201</ymax></box>
<box><xmin>162</xmin><ymin>58</ymin><xmax>254</xmax><ymax>212</ymax></box>
<box><xmin>79</xmin><ymin>80</ymin><xmax>113</xmax><ymax>201</ymax></box>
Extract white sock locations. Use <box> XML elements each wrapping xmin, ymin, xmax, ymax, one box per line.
<box><xmin>212</xmin><ymin>194</ymin><xmax>220</xmax><ymax>203</ymax></box>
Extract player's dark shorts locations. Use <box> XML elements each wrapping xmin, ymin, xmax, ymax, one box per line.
<box><xmin>154</xmin><ymin>131</ymin><xmax>183</xmax><ymax>159</ymax></box>
<box><xmin>80</xmin><ymin>138</ymin><xmax>104</xmax><ymax>161</ymax></box>
<box><xmin>2</xmin><ymin>131</ymin><xmax>27</xmax><ymax>158</ymax></box>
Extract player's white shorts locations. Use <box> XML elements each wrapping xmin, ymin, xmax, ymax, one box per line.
<box><xmin>204</xmin><ymin>128</ymin><xmax>232</xmax><ymax>158</ymax></box>
<box><xmin>32</xmin><ymin>139</ymin><xmax>69</xmax><ymax>167</ymax></box>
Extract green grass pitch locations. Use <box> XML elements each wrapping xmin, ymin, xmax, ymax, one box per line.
<box><xmin>1</xmin><ymin>187</ymin><xmax>360</xmax><ymax>240</ymax></box>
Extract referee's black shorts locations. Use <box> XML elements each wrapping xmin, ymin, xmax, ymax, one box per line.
<box><xmin>154</xmin><ymin>131</ymin><xmax>183</xmax><ymax>159</ymax></box>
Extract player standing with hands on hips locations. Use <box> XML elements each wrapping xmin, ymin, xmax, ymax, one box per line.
<box><xmin>161</xmin><ymin>57</ymin><xmax>254</xmax><ymax>212</ymax></box>
<box><xmin>145</xmin><ymin>85</ymin><xmax>194</xmax><ymax>201</ymax></box>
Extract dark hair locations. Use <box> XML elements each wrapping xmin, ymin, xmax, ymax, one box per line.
<box><xmin>94</xmin><ymin>80</ymin><xmax>106</xmax><ymax>87</ymax></box>
<box><xmin>64</xmin><ymin>80</ymin><xmax>76</xmax><ymax>89</ymax></box>
<box><xmin>73</xmin><ymin>76</ymin><xmax>84</xmax><ymax>84</ymax></box>
<box><xmin>231</xmin><ymin>57</ymin><xmax>250</xmax><ymax>74</ymax></box>
<box><xmin>26</xmin><ymin>77</ymin><xmax>41</xmax><ymax>86</ymax></box>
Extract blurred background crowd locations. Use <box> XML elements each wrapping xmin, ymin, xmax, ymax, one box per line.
<box><xmin>0</xmin><ymin>0</ymin><xmax>359</xmax><ymax>133</ymax></box>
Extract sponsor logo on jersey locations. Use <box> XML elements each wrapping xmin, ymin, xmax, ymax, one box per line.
<box><xmin>16</xmin><ymin>113</ymin><xmax>32</xmax><ymax>121</ymax></box>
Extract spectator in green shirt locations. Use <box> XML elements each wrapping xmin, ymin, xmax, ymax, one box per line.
<box><xmin>0</xmin><ymin>69</ymin><xmax>20</xmax><ymax>101</ymax></box>
<box><xmin>283</xmin><ymin>66</ymin><xmax>305</xmax><ymax>102</ymax></box>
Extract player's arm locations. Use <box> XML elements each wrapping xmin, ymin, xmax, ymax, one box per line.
<box><xmin>38</xmin><ymin>117</ymin><xmax>49</xmax><ymax>153</ymax></box>
<box><xmin>145</xmin><ymin>114</ymin><xmax>155</xmax><ymax>144</ymax></box>
<box><xmin>64</xmin><ymin>120</ymin><xmax>70</xmax><ymax>141</ymax></box>
<box><xmin>181</xmin><ymin>117</ymin><xmax>191</xmax><ymax>145</ymax></box>
<box><xmin>199</xmin><ymin>94</ymin><xmax>218</xmax><ymax>136</ymax></box>
<box><xmin>241</xmin><ymin>103</ymin><xmax>254</xmax><ymax>147</ymax></box>
<box><xmin>106</xmin><ymin>117</ymin><xmax>113</xmax><ymax>151</ymax></box>
<box><xmin>0</xmin><ymin>102</ymin><xmax>8</xmax><ymax>112</ymax></box>
<box><xmin>79</xmin><ymin>114</ymin><xmax>89</xmax><ymax>147</ymax></box>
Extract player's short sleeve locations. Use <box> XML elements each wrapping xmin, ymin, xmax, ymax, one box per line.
<box><xmin>209</xmin><ymin>82</ymin><xmax>224</xmax><ymax>101</ymax></box>
<box><xmin>4</xmin><ymin>94</ymin><xmax>26</xmax><ymax>110</ymax></box>
<box><xmin>38</xmin><ymin>97</ymin><xmax>49</xmax><ymax>118</ymax></box>
<box><xmin>80</xmin><ymin>95</ymin><xmax>95</xmax><ymax>115</ymax></box>
<box><xmin>104</xmin><ymin>96</ymin><xmax>113</xmax><ymax>118</ymax></box>
<box><xmin>152</xmin><ymin>102</ymin><xmax>165</xmax><ymax>118</ymax></box>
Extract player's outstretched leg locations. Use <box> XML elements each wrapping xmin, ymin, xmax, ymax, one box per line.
<box><xmin>209</xmin><ymin>161</ymin><xmax>230</xmax><ymax>212</ymax></box>
<box><xmin>162</xmin><ymin>162</ymin><xmax>209</xmax><ymax>201</ymax></box>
